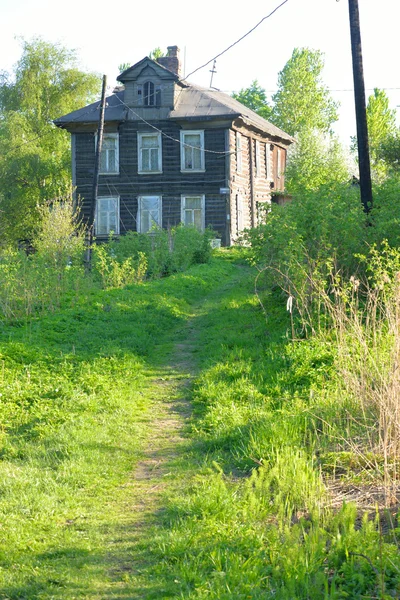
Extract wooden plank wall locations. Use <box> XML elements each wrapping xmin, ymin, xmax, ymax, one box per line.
<box><xmin>73</xmin><ymin>122</ymin><xmax>228</xmax><ymax>243</ymax></box>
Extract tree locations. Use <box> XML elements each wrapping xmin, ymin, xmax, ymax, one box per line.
<box><xmin>149</xmin><ymin>47</ymin><xmax>165</xmax><ymax>60</ymax></box>
<box><xmin>285</xmin><ymin>129</ymin><xmax>350</xmax><ymax>195</ymax></box>
<box><xmin>366</xmin><ymin>88</ymin><xmax>396</xmax><ymax>178</ymax></box>
<box><xmin>271</xmin><ymin>48</ymin><xmax>339</xmax><ymax>136</ymax></box>
<box><xmin>0</xmin><ymin>38</ymin><xmax>100</xmax><ymax>242</ymax></box>
<box><xmin>232</xmin><ymin>80</ymin><xmax>272</xmax><ymax>120</ymax></box>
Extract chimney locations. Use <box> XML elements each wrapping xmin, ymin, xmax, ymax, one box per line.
<box><xmin>157</xmin><ymin>46</ymin><xmax>181</xmax><ymax>77</ymax></box>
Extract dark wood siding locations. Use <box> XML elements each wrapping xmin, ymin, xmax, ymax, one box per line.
<box><xmin>74</xmin><ymin>121</ymin><xmax>228</xmax><ymax>243</ymax></box>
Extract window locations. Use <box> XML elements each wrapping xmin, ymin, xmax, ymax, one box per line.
<box><xmin>181</xmin><ymin>195</ymin><xmax>205</xmax><ymax>230</ymax></box>
<box><xmin>138</xmin><ymin>196</ymin><xmax>162</xmax><ymax>233</ymax></box>
<box><xmin>255</xmin><ymin>140</ymin><xmax>261</xmax><ymax>178</ymax></box>
<box><xmin>138</xmin><ymin>132</ymin><xmax>162</xmax><ymax>173</ymax></box>
<box><xmin>138</xmin><ymin>82</ymin><xmax>161</xmax><ymax>106</ymax></box>
<box><xmin>236</xmin><ymin>193</ymin><xmax>244</xmax><ymax>235</ymax></box>
<box><xmin>97</xmin><ymin>133</ymin><xmax>119</xmax><ymax>174</ymax></box>
<box><xmin>180</xmin><ymin>130</ymin><xmax>205</xmax><ymax>171</ymax></box>
<box><xmin>265</xmin><ymin>143</ymin><xmax>272</xmax><ymax>180</ymax></box>
<box><xmin>95</xmin><ymin>197</ymin><xmax>119</xmax><ymax>235</ymax></box>
<box><xmin>236</xmin><ymin>132</ymin><xmax>242</xmax><ymax>173</ymax></box>
<box><xmin>277</xmin><ymin>147</ymin><xmax>282</xmax><ymax>179</ymax></box>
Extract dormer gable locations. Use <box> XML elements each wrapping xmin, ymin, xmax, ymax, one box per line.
<box><xmin>117</xmin><ymin>57</ymin><xmax>182</xmax><ymax>110</ymax></box>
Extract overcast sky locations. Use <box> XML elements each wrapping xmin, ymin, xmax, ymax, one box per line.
<box><xmin>1</xmin><ymin>0</ymin><xmax>399</xmax><ymax>143</ymax></box>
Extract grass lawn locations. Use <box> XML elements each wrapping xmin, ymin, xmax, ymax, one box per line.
<box><xmin>0</xmin><ymin>251</ymin><xmax>399</xmax><ymax>599</ymax></box>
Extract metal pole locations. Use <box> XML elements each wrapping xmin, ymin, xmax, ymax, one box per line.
<box><xmin>348</xmin><ymin>0</ymin><xmax>373</xmax><ymax>213</ymax></box>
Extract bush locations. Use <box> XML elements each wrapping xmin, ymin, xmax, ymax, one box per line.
<box><xmin>96</xmin><ymin>225</ymin><xmax>215</xmax><ymax>284</ymax></box>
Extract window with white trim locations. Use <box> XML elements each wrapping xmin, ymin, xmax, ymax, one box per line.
<box><xmin>138</xmin><ymin>132</ymin><xmax>162</xmax><ymax>173</ymax></box>
<box><xmin>137</xmin><ymin>82</ymin><xmax>161</xmax><ymax>106</ymax></box>
<box><xmin>138</xmin><ymin>196</ymin><xmax>162</xmax><ymax>233</ymax></box>
<box><xmin>236</xmin><ymin>193</ymin><xmax>244</xmax><ymax>235</ymax></box>
<box><xmin>180</xmin><ymin>130</ymin><xmax>205</xmax><ymax>171</ymax></box>
<box><xmin>255</xmin><ymin>140</ymin><xmax>261</xmax><ymax>178</ymax></box>
<box><xmin>181</xmin><ymin>195</ymin><xmax>205</xmax><ymax>230</ymax></box>
<box><xmin>265</xmin><ymin>143</ymin><xmax>272</xmax><ymax>180</ymax></box>
<box><xmin>277</xmin><ymin>147</ymin><xmax>282</xmax><ymax>179</ymax></box>
<box><xmin>95</xmin><ymin>197</ymin><xmax>120</xmax><ymax>235</ymax></box>
<box><xmin>236</xmin><ymin>132</ymin><xmax>242</xmax><ymax>173</ymax></box>
<box><xmin>97</xmin><ymin>133</ymin><xmax>119</xmax><ymax>174</ymax></box>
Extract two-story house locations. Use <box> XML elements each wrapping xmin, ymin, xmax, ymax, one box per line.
<box><xmin>55</xmin><ymin>46</ymin><xmax>294</xmax><ymax>246</ymax></box>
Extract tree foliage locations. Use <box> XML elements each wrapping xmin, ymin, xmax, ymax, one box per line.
<box><xmin>0</xmin><ymin>38</ymin><xmax>100</xmax><ymax>242</ymax></box>
<box><xmin>232</xmin><ymin>80</ymin><xmax>272</xmax><ymax>120</ymax></box>
<box><xmin>285</xmin><ymin>129</ymin><xmax>351</xmax><ymax>195</ymax></box>
<box><xmin>271</xmin><ymin>48</ymin><xmax>339</xmax><ymax>136</ymax></box>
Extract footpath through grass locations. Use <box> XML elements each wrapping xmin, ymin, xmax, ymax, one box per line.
<box><xmin>0</xmin><ymin>251</ymin><xmax>399</xmax><ymax>599</ymax></box>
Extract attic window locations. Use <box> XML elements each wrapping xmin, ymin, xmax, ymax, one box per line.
<box><xmin>138</xmin><ymin>81</ymin><xmax>161</xmax><ymax>107</ymax></box>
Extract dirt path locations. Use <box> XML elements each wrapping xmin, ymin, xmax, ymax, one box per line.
<box><xmin>102</xmin><ymin>320</ymin><xmax>199</xmax><ymax>598</ymax></box>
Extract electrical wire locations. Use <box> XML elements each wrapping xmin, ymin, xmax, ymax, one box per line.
<box><xmin>182</xmin><ymin>0</ymin><xmax>290</xmax><ymax>82</ymax></box>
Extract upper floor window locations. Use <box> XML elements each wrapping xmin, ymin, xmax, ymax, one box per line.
<box><xmin>138</xmin><ymin>132</ymin><xmax>162</xmax><ymax>173</ymax></box>
<box><xmin>277</xmin><ymin>147</ymin><xmax>282</xmax><ymax>179</ymax></box>
<box><xmin>95</xmin><ymin>196</ymin><xmax>120</xmax><ymax>235</ymax></box>
<box><xmin>265</xmin><ymin>143</ymin><xmax>272</xmax><ymax>181</ymax></box>
<box><xmin>97</xmin><ymin>133</ymin><xmax>119</xmax><ymax>174</ymax></box>
<box><xmin>138</xmin><ymin>81</ymin><xmax>161</xmax><ymax>106</ymax></box>
<box><xmin>236</xmin><ymin>132</ymin><xmax>242</xmax><ymax>174</ymax></box>
<box><xmin>180</xmin><ymin>130</ymin><xmax>205</xmax><ymax>172</ymax></box>
<box><xmin>255</xmin><ymin>140</ymin><xmax>261</xmax><ymax>178</ymax></box>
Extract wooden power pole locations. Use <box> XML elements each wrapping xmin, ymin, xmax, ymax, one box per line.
<box><xmin>86</xmin><ymin>74</ymin><xmax>107</xmax><ymax>266</ymax></box>
<box><xmin>348</xmin><ymin>0</ymin><xmax>373</xmax><ymax>213</ymax></box>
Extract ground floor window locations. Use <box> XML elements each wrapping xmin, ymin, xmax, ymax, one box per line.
<box><xmin>95</xmin><ymin>196</ymin><xmax>120</xmax><ymax>235</ymax></box>
<box><xmin>181</xmin><ymin>195</ymin><xmax>205</xmax><ymax>231</ymax></box>
<box><xmin>236</xmin><ymin>193</ymin><xmax>244</xmax><ymax>235</ymax></box>
<box><xmin>137</xmin><ymin>196</ymin><xmax>162</xmax><ymax>233</ymax></box>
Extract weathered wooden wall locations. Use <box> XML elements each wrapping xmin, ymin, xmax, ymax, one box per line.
<box><xmin>73</xmin><ymin>121</ymin><xmax>229</xmax><ymax>243</ymax></box>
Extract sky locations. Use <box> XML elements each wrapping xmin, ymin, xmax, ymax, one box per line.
<box><xmin>1</xmin><ymin>0</ymin><xmax>399</xmax><ymax>143</ymax></box>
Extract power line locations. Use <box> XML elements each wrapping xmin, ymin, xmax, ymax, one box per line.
<box><xmin>114</xmin><ymin>95</ymin><xmax>235</xmax><ymax>156</ymax></box>
<box><xmin>182</xmin><ymin>0</ymin><xmax>290</xmax><ymax>82</ymax></box>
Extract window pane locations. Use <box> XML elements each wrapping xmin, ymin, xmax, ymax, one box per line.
<box><xmin>183</xmin><ymin>210</ymin><xmax>193</xmax><ymax>226</ymax></box>
<box><xmin>142</xmin><ymin>148</ymin><xmax>150</xmax><ymax>171</ymax></box>
<box><xmin>150</xmin><ymin>148</ymin><xmax>158</xmax><ymax>171</ymax></box>
<box><xmin>185</xmin><ymin>197</ymin><xmax>202</xmax><ymax>209</ymax></box>
<box><xmin>142</xmin><ymin>135</ymin><xmax>158</xmax><ymax>148</ymax></box>
<box><xmin>193</xmin><ymin>209</ymin><xmax>202</xmax><ymax>230</ymax></box>
<box><xmin>185</xmin><ymin>134</ymin><xmax>201</xmax><ymax>148</ymax></box>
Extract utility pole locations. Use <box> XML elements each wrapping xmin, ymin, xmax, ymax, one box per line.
<box><xmin>86</xmin><ymin>74</ymin><xmax>107</xmax><ymax>267</ymax></box>
<box><xmin>348</xmin><ymin>0</ymin><xmax>373</xmax><ymax>213</ymax></box>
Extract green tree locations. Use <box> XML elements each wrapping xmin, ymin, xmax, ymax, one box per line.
<box><xmin>149</xmin><ymin>47</ymin><xmax>165</xmax><ymax>60</ymax></box>
<box><xmin>271</xmin><ymin>48</ymin><xmax>339</xmax><ymax>136</ymax></box>
<box><xmin>366</xmin><ymin>88</ymin><xmax>396</xmax><ymax>179</ymax></box>
<box><xmin>0</xmin><ymin>38</ymin><xmax>100</xmax><ymax>242</ymax></box>
<box><xmin>232</xmin><ymin>80</ymin><xmax>272</xmax><ymax>120</ymax></box>
<box><xmin>285</xmin><ymin>129</ymin><xmax>350</xmax><ymax>195</ymax></box>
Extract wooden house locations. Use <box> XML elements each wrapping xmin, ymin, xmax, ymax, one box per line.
<box><xmin>55</xmin><ymin>46</ymin><xmax>294</xmax><ymax>245</ymax></box>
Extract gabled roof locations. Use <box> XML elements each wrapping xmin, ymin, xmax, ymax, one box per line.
<box><xmin>54</xmin><ymin>56</ymin><xmax>294</xmax><ymax>144</ymax></box>
<box><xmin>54</xmin><ymin>91</ymin><xmax>127</xmax><ymax>127</ymax></box>
<box><xmin>117</xmin><ymin>56</ymin><xmax>180</xmax><ymax>82</ymax></box>
<box><xmin>170</xmin><ymin>85</ymin><xmax>294</xmax><ymax>142</ymax></box>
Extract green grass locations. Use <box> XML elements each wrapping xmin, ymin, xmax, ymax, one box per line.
<box><xmin>0</xmin><ymin>251</ymin><xmax>399</xmax><ymax>599</ymax></box>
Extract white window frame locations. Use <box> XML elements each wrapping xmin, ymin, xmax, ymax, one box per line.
<box><xmin>236</xmin><ymin>132</ymin><xmax>242</xmax><ymax>174</ymax></box>
<box><xmin>138</xmin><ymin>132</ymin><xmax>162</xmax><ymax>174</ymax></box>
<box><xmin>180</xmin><ymin>130</ymin><xmax>205</xmax><ymax>172</ymax></box>
<box><xmin>265</xmin><ymin>143</ymin><xmax>272</xmax><ymax>181</ymax></box>
<box><xmin>181</xmin><ymin>195</ymin><xmax>205</xmax><ymax>231</ymax></box>
<box><xmin>236</xmin><ymin>193</ymin><xmax>244</xmax><ymax>235</ymax></box>
<box><xmin>96</xmin><ymin>133</ymin><xmax>119</xmax><ymax>175</ymax></box>
<box><xmin>137</xmin><ymin>196</ymin><xmax>162</xmax><ymax>233</ymax></box>
<box><xmin>277</xmin><ymin>147</ymin><xmax>282</xmax><ymax>179</ymax></box>
<box><xmin>255</xmin><ymin>140</ymin><xmax>261</xmax><ymax>178</ymax></box>
<box><xmin>95</xmin><ymin>196</ymin><xmax>120</xmax><ymax>236</ymax></box>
